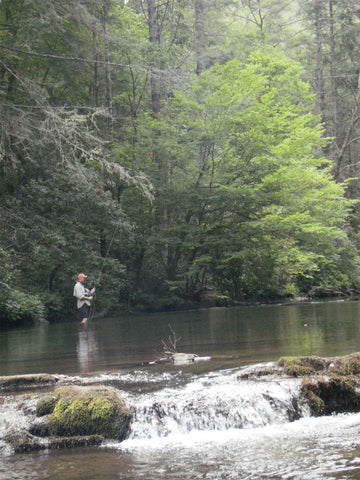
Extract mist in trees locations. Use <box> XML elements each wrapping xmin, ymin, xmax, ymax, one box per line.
<box><xmin>1</xmin><ymin>0</ymin><xmax>360</xmax><ymax>324</ymax></box>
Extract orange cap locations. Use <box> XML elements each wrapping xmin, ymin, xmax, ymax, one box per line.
<box><xmin>78</xmin><ymin>273</ymin><xmax>88</xmax><ymax>280</ymax></box>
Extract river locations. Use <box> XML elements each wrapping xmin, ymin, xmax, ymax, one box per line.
<box><xmin>1</xmin><ymin>300</ymin><xmax>360</xmax><ymax>479</ymax></box>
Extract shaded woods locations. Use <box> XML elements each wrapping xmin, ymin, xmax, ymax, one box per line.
<box><xmin>1</xmin><ymin>0</ymin><xmax>360</xmax><ymax>324</ymax></box>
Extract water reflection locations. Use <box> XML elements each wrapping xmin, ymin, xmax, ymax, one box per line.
<box><xmin>1</xmin><ymin>300</ymin><xmax>360</xmax><ymax>376</ymax></box>
<box><xmin>76</xmin><ymin>326</ymin><xmax>99</xmax><ymax>373</ymax></box>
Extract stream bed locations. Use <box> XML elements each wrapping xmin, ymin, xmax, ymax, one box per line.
<box><xmin>2</xmin><ymin>300</ymin><xmax>360</xmax><ymax>479</ymax></box>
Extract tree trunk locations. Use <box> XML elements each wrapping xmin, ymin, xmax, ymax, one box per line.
<box><xmin>93</xmin><ymin>28</ymin><xmax>100</xmax><ymax>107</ymax></box>
<box><xmin>314</xmin><ymin>0</ymin><xmax>325</xmax><ymax>122</ymax></box>
<box><xmin>147</xmin><ymin>0</ymin><xmax>162</xmax><ymax>115</ymax></box>
<box><xmin>329</xmin><ymin>0</ymin><xmax>338</xmax><ymax>143</ymax></box>
<box><xmin>102</xmin><ymin>1</ymin><xmax>113</xmax><ymax>131</ymax></box>
<box><xmin>333</xmin><ymin>72</ymin><xmax>360</xmax><ymax>182</ymax></box>
<box><xmin>194</xmin><ymin>0</ymin><xmax>206</xmax><ymax>75</ymax></box>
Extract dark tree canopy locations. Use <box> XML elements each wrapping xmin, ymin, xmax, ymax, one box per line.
<box><xmin>1</xmin><ymin>0</ymin><xmax>360</xmax><ymax>324</ymax></box>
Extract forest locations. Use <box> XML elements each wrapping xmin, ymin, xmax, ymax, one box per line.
<box><xmin>1</xmin><ymin>0</ymin><xmax>360</xmax><ymax>324</ymax></box>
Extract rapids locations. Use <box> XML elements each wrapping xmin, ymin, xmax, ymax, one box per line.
<box><xmin>2</xmin><ymin>363</ymin><xmax>360</xmax><ymax>479</ymax></box>
<box><xmin>2</xmin><ymin>300</ymin><xmax>360</xmax><ymax>479</ymax></box>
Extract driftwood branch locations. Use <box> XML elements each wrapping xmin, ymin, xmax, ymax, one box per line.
<box><xmin>153</xmin><ymin>325</ymin><xmax>203</xmax><ymax>365</ymax></box>
<box><xmin>160</xmin><ymin>325</ymin><xmax>181</xmax><ymax>356</ymax></box>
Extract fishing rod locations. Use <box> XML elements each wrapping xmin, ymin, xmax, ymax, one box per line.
<box><xmin>88</xmin><ymin>223</ymin><xmax>120</xmax><ymax>322</ymax></box>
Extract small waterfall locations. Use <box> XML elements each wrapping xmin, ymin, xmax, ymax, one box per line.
<box><xmin>2</xmin><ymin>365</ymin><xmax>360</xmax><ymax>480</ymax></box>
<box><xmin>0</xmin><ymin>396</ymin><xmax>37</xmax><ymax>455</ymax></box>
<box><xmin>122</xmin><ymin>366</ymin><xmax>308</xmax><ymax>441</ymax></box>
<box><xmin>0</xmin><ymin>364</ymin><xmax>309</xmax><ymax>456</ymax></box>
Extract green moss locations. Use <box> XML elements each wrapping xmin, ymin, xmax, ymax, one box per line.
<box><xmin>51</xmin><ymin>396</ymin><xmax>91</xmax><ymax>436</ymax></box>
<box><xmin>332</xmin><ymin>354</ymin><xmax>360</xmax><ymax>375</ymax></box>
<box><xmin>277</xmin><ymin>355</ymin><xmax>331</xmax><ymax>377</ymax></box>
<box><xmin>36</xmin><ymin>392</ymin><xmax>60</xmax><ymax>416</ymax></box>
<box><xmin>278</xmin><ymin>353</ymin><xmax>360</xmax><ymax>378</ymax></box>
<box><xmin>277</xmin><ymin>357</ymin><xmax>316</xmax><ymax>377</ymax></box>
<box><xmin>37</xmin><ymin>386</ymin><xmax>131</xmax><ymax>440</ymax></box>
<box><xmin>301</xmin><ymin>379</ymin><xmax>327</xmax><ymax>416</ymax></box>
<box><xmin>301</xmin><ymin>376</ymin><xmax>360</xmax><ymax>416</ymax></box>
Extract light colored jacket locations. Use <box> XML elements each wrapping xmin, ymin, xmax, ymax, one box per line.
<box><xmin>73</xmin><ymin>281</ymin><xmax>91</xmax><ymax>309</ymax></box>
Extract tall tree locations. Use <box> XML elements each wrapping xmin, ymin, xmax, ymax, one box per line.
<box><xmin>145</xmin><ymin>50</ymin><xmax>359</xmax><ymax>300</ymax></box>
<box><xmin>194</xmin><ymin>0</ymin><xmax>206</xmax><ymax>75</ymax></box>
<box><xmin>146</xmin><ymin>0</ymin><xmax>162</xmax><ymax>115</ymax></box>
<box><xmin>0</xmin><ymin>0</ymin><xmax>152</xmax><ymax>320</ymax></box>
<box><xmin>297</xmin><ymin>0</ymin><xmax>360</xmax><ymax>183</ymax></box>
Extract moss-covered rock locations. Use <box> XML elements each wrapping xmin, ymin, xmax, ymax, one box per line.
<box><xmin>34</xmin><ymin>385</ymin><xmax>131</xmax><ymax>441</ymax></box>
<box><xmin>36</xmin><ymin>392</ymin><xmax>60</xmax><ymax>416</ymax></box>
<box><xmin>277</xmin><ymin>356</ymin><xmax>328</xmax><ymax>377</ymax></box>
<box><xmin>300</xmin><ymin>381</ymin><xmax>327</xmax><ymax>416</ymax></box>
<box><xmin>301</xmin><ymin>376</ymin><xmax>360</xmax><ymax>416</ymax></box>
<box><xmin>330</xmin><ymin>353</ymin><xmax>360</xmax><ymax>375</ymax></box>
<box><xmin>277</xmin><ymin>353</ymin><xmax>360</xmax><ymax>377</ymax></box>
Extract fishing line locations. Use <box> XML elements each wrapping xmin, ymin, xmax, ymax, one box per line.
<box><xmin>88</xmin><ymin>222</ymin><xmax>120</xmax><ymax>322</ymax></box>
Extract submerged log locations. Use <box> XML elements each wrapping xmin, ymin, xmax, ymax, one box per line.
<box><xmin>171</xmin><ymin>353</ymin><xmax>199</xmax><ymax>364</ymax></box>
<box><xmin>154</xmin><ymin>352</ymin><xmax>211</xmax><ymax>364</ymax></box>
<box><xmin>4</xmin><ymin>430</ymin><xmax>103</xmax><ymax>453</ymax></box>
<box><xmin>0</xmin><ymin>374</ymin><xmax>59</xmax><ymax>392</ymax></box>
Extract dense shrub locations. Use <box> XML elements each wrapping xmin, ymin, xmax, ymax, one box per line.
<box><xmin>0</xmin><ymin>286</ymin><xmax>47</xmax><ymax>325</ymax></box>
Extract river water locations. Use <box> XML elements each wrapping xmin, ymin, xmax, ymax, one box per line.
<box><xmin>1</xmin><ymin>300</ymin><xmax>360</xmax><ymax>479</ymax></box>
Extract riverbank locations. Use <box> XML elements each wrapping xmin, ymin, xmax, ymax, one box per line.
<box><xmin>1</xmin><ymin>292</ymin><xmax>357</xmax><ymax>329</ymax></box>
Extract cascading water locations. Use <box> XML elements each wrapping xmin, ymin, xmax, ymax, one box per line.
<box><xmin>118</xmin><ymin>365</ymin><xmax>307</xmax><ymax>443</ymax></box>
<box><xmin>2</xmin><ymin>363</ymin><xmax>360</xmax><ymax>480</ymax></box>
<box><xmin>0</xmin><ymin>363</ymin><xmax>307</xmax><ymax>455</ymax></box>
<box><xmin>4</xmin><ymin>301</ymin><xmax>360</xmax><ymax>479</ymax></box>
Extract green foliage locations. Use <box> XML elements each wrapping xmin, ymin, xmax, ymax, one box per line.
<box><xmin>1</xmin><ymin>0</ymin><xmax>360</xmax><ymax>319</ymax></box>
<box><xmin>0</xmin><ymin>247</ymin><xmax>16</xmax><ymax>285</ymax></box>
<box><xmin>0</xmin><ymin>286</ymin><xmax>46</xmax><ymax>325</ymax></box>
<box><xmin>140</xmin><ymin>49</ymin><xmax>360</xmax><ymax>301</ymax></box>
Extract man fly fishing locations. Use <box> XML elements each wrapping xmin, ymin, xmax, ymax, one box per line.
<box><xmin>73</xmin><ymin>273</ymin><xmax>95</xmax><ymax>324</ymax></box>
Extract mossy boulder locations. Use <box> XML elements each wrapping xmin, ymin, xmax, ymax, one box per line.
<box><xmin>277</xmin><ymin>353</ymin><xmax>360</xmax><ymax>416</ymax></box>
<box><xmin>301</xmin><ymin>376</ymin><xmax>360</xmax><ymax>416</ymax></box>
<box><xmin>277</xmin><ymin>353</ymin><xmax>360</xmax><ymax>377</ymax></box>
<box><xmin>34</xmin><ymin>385</ymin><xmax>132</xmax><ymax>441</ymax></box>
<box><xmin>36</xmin><ymin>392</ymin><xmax>59</xmax><ymax>416</ymax></box>
<box><xmin>277</xmin><ymin>356</ymin><xmax>328</xmax><ymax>377</ymax></box>
<box><xmin>329</xmin><ymin>353</ymin><xmax>360</xmax><ymax>375</ymax></box>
